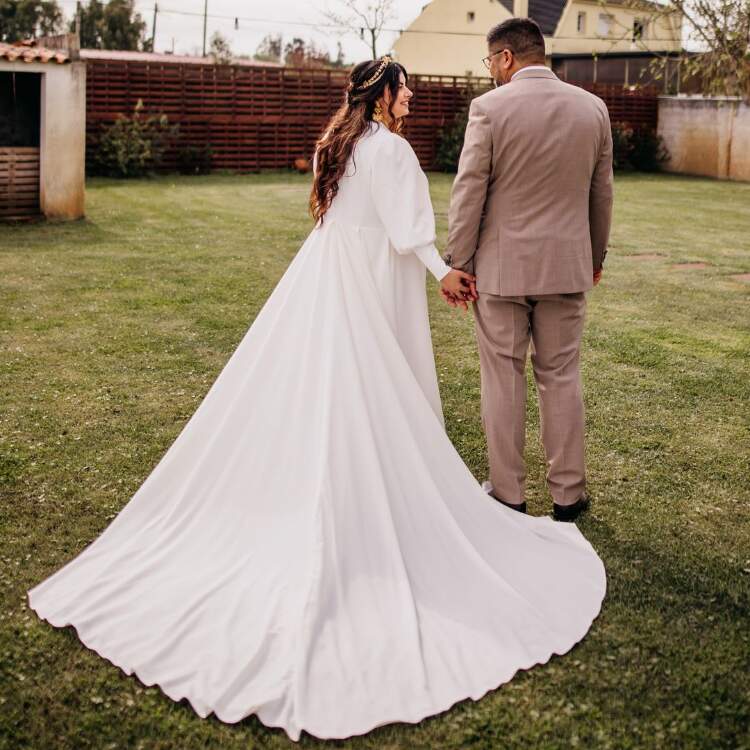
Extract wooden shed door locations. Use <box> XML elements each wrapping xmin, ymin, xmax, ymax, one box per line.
<box><xmin>1</xmin><ymin>71</ymin><xmax>41</xmax><ymax>220</ymax></box>
<box><xmin>0</xmin><ymin>146</ymin><xmax>40</xmax><ymax>219</ymax></box>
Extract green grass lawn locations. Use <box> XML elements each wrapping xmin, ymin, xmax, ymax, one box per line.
<box><xmin>1</xmin><ymin>172</ymin><xmax>749</xmax><ymax>749</ymax></box>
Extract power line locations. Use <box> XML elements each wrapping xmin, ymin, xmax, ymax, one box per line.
<box><xmin>142</xmin><ymin>6</ymin><xmax>685</xmax><ymax>43</ymax></box>
<box><xmin>56</xmin><ymin>0</ymin><xmax>683</xmax><ymax>44</ymax></box>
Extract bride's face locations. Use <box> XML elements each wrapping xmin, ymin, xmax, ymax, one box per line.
<box><xmin>383</xmin><ymin>72</ymin><xmax>413</xmax><ymax>119</ymax></box>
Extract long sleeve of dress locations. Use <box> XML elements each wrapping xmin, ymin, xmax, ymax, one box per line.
<box><xmin>370</xmin><ymin>131</ymin><xmax>451</xmax><ymax>282</ymax></box>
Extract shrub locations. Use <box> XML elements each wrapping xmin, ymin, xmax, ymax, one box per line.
<box><xmin>435</xmin><ymin>104</ymin><xmax>668</xmax><ymax>174</ymax></box>
<box><xmin>611</xmin><ymin>124</ymin><xmax>669</xmax><ymax>172</ymax></box>
<box><xmin>434</xmin><ymin>108</ymin><xmax>470</xmax><ymax>173</ymax></box>
<box><xmin>89</xmin><ymin>99</ymin><xmax>179</xmax><ymax>177</ymax></box>
<box><xmin>434</xmin><ymin>81</ymin><xmax>481</xmax><ymax>173</ymax></box>
<box><xmin>177</xmin><ymin>144</ymin><xmax>213</xmax><ymax>175</ymax></box>
<box><xmin>612</xmin><ymin>124</ymin><xmax>635</xmax><ymax>171</ymax></box>
<box><xmin>628</xmin><ymin>127</ymin><xmax>670</xmax><ymax>172</ymax></box>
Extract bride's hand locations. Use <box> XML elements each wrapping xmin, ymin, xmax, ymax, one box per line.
<box><xmin>440</xmin><ymin>287</ymin><xmax>468</xmax><ymax>311</ymax></box>
<box><xmin>441</xmin><ymin>269</ymin><xmax>477</xmax><ymax>310</ymax></box>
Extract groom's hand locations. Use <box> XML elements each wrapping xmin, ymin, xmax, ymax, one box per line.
<box><xmin>441</xmin><ymin>269</ymin><xmax>477</xmax><ymax>311</ymax></box>
<box><xmin>440</xmin><ymin>287</ymin><xmax>467</xmax><ymax>310</ymax></box>
<box><xmin>593</xmin><ymin>268</ymin><xmax>604</xmax><ymax>286</ymax></box>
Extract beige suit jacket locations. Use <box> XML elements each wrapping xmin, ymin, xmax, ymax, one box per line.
<box><xmin>446</xmin><ymin>68</ymin><xmax>614</xmax><ymax>296</ymax></box>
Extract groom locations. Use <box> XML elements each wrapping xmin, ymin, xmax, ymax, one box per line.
<box><xmin>441</xmin><ymin>17</ymin><xmax>613</xmax><ymax>521</ymax></box>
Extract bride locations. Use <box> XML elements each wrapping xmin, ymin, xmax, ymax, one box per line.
<box><xmin>27</xmin><ymin>57</ymin><xmax>606</xmax><ymax>742</ymax></box>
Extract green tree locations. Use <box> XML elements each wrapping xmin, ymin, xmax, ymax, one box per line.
<box><xmin>0</xmin><ymin>0</ymin><xmax>63</xmax><ymax>42</ymax></box>
<box><xmin>71</xmin><ymin>0</ymin><xmax>148</xmax><ymax>51</ymax></box>
<box><xmin>73</xmin><ymin>0</ymin><xmax>103</xmax><ymax>49</ymax></box>
<box><xmin>209</xmin><ymin>31</ymin><xmax>232</xmax><ymax>64</ymax></box>
<box><xmin>283</xmin><ymin>37</ymin><xmax>331</xmax><ymax>68</ymax></box>
<box><xmin>254</xmin><ymin>33</ymin><xmax>281</xmax><ymax>63</ymax></box>
<box><xmin>661</xmin><ymin>0</ymin><xmax>750</xmax><ymax>100</ymax></box>
<box><xmin>614</xmin><ymin>0</ymin><xmax>750</xmax><ymax>100</ymax></box>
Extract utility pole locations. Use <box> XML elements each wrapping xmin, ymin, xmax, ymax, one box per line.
<box><xmin>202</xmin><ymin>0</ymin><xmax>208</xmax><ymax>57</ymax></box>
<box><xmin>75</xmin><ymin>1</ymin><xmax>81</xmax><ymax>45</ymax></box>
<box><xmin>151</xmin><ymin>2</ymin><xmax>158</xmax><ymax>51</ymax></box>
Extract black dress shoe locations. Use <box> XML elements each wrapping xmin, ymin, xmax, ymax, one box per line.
<box><xmin>553</xmin><ymin>494</ymin><xmax>590</xmax><ymax>522</ymax></box>
<box><xmin>490</xmin><ymin>494</ymin><xmax>527</xmax><ymax>514</ymax></box>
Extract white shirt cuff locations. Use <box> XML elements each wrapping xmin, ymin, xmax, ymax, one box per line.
<box><xmin>413</xmin><ymin>243</ymin><xmax>452</xmax><ymax>281</ymax></box>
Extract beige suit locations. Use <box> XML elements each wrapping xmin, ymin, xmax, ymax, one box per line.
<box><xmin>446</xmin><ymin>67</ymin><xmax>613</xmax><ymax>506</ymax></box>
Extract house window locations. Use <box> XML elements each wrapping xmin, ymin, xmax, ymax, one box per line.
<box><xmin>467</xmin><ymin>11</ymin><xmax>476</xmax><ymax>22</ymax></box>
<box><xmin>633</xmin><ymin>19</ymin><xmax>646</xmax><ymax>41</ymax></box>
<box><xmin>577</xmin><ymin>12</ymin><xmax>586</xmax><ymax>33</ymax></box>
<box><xmin>597</xmin><ymin>13</ymin><xmax>615</xmax><ymax>36</ymax></box>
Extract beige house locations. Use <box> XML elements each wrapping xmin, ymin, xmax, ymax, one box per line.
<box><xmin>393</xmin><ymin>0</ymin><xmax>682</xmax><ymax>82</ymax></box>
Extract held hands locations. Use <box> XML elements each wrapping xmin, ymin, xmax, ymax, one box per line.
<box><xmin>440</xmin><ymin>269</ymin><xmax>478</xmax><ymax>311</ymax></box>
<box><xmin>440</xmin><ymin>268</ymin><xmax>601</xmax><ymax>310</ymax></box>
<box><xmin>439</xmin><ymin>267</ymin><xmax>601</xmax><ymax>310</ymax></box>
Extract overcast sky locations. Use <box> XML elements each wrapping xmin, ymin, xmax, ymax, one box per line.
<box><xmin>58</xmin><ymin>0</ymin><xmax>431</xmax><ymax>60</ymax></box>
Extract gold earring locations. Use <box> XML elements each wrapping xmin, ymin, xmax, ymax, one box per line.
<box><xmin>373</xmin><ymin>100</ymin><xmax>384</xmax><ymax>123</ymax></box>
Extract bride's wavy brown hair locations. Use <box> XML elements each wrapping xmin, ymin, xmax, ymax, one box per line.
<box><xmin>310</xmin><ymin>59</ymin><xmax>408</xmax><ymax>223</ymax></box>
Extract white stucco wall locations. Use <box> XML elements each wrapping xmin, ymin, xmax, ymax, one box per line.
<box><xmin>658</xmin><ymin>96</ymin><xmax>750</xmax><ymax>182</ymax></box>
<box><xmin>0</xmin><ymin>59</ymin><xmax>86</xmax><ymax>219</ymax></box>
<box><xmin>393</xmin><ymin>0</ymin><xmax>512</xmax><ymax>77</ymax></box>
<box><xmin>550</xmin><ymin>0</ymin><xmax>682</xmax><ymax>56</ymax></box>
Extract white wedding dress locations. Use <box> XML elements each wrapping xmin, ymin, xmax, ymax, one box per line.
<box><xmin>27</xmin><ymin>122</ymin><xmax>606</xmax><ymax>742</ymax></box>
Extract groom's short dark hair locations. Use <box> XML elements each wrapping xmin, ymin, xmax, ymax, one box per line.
<box><xmin>487</xmin><ymin>18</ymin><xmax>546</xmax><ymax>63</ymax></box>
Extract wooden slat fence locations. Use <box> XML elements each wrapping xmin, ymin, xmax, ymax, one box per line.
<box><xmin>574</xmin><ymin>82</ymin><xmax>660</xmax><ymax>130</ymax></box>
<box><xmin>85</xmin><ymin>59</ymin><xmax>658</xmax><ymax>172</ymax></box>
<box><xmin>0</xmin><ymin>147</ymin><xmax>40</xmax><ymax>219</ymax></box>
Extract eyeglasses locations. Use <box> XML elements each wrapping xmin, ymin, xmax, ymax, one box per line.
<box><xmin>482</xmin><ymin>49</ymin><xmax>508</xmax><ymax>69</ymax></box>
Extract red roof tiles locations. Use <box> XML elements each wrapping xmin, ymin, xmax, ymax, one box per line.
<box><xmin>0</xmin><ymin>42</ymin><xmax>70</xmax><ymax>65</ymax></box>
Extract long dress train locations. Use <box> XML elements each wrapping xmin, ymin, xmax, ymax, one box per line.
<box><xmin>27</xmin><ymin>122</ymin><xmax>606</xmax><ymax>742</ymax></box>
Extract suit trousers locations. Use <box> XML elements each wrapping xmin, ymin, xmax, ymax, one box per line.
<box><xmin>473</xmin><ymin>291</ymin><xmax>587</xmax><ymax>506</ymax></box>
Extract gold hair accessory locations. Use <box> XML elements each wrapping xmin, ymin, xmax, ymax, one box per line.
<box><xmin>360</xmin><ymin>55</ymin><xmax>393</xmax><ymax>89</ymax></box>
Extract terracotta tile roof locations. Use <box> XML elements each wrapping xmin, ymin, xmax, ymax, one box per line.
<box><xmin>0</xmin><ymin>41</ymin><xmax>70</xmax><ymax>64</ymax></box>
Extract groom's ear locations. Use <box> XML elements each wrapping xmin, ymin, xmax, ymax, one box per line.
<box><xmin>501</xmin><ymin>49</ymin><xmax>514</xmax><ymax>71</ymax></box>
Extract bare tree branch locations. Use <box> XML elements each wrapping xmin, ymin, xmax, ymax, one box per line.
<box><xmin>321</xmin><ymin>0</ymin><xmax>396</xmax><ymax>59</ymax></box>
<box><xmin>600</xmin><ymin>0</ymin><xmax>749</xmax><ymax>99</ymax></box>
